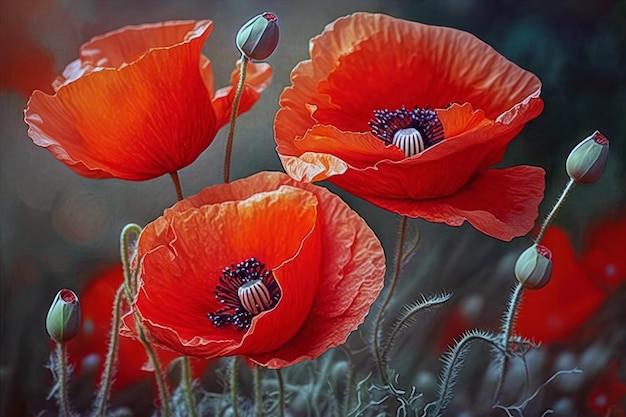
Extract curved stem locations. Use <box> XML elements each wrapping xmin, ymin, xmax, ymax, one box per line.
<box><xmin>135</xmin><ymin>314</ymin><xmax>171</xmax><ymax>416</ymax></box>
<box><xmin>120</xmin><ymin>223</ymin><xmax>142</xmax><ymax>301</ymax></box>
<box><xmin>169</xmin><ymin>171</ymin><xmax>184</xmax><ymax>201</ymax></box>
<box><xmin>254</xmin><ymin>367</ymin><xmax>264</xmax><ymax>417</ymax></box>
<box><xmin>56</xmin><ymin>342</ymin><xmax>72</xmax><ymax>417</ymax></box>
<box><xmin>230</xmin><ymin>356</ymin><xmax>240</xmax><ymax>417</ymax></box>
<box><xmin>372</xmin><ymin>216</ymin><xmax>408</xmax><ymax>380</ymax></box>
<box><xmin>92</xmin><ymin>285</ymin><xmax>125</xmax><ymax>417</ymax></box>
<box><xmin>276</xmin><ymin>368</ymin><xmax>285</xmax><ymax>417</ymax></box>
<box><xmin>119</xmin><ymin>224</ymin><xmax>170</xmax><ymax>415</ymax></box>
<box><xmin>493</xmin><ymin>283</ymin><xmax>525</xmax><ymax>404</ymax></box>
<box><xmin>180</xmin><ymin>356</ymin><xmax>198</xmax><ymax>417</ymax></box>
<box><xmin>534</xmin><ymin>178</ymin><xmax>576</xmax><ymax>244</ymax></box>
<box><xmin>223</xmin><ymin>55</ymin><xmax>249</xmax><ymax>184</ymax></box>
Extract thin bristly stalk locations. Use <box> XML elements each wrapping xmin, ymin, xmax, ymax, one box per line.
<box><xmin>223</xmin><ymin>55</ymin><xmax>249</xmax><ymax>184</ymax></box>
<box><xmin>169</xmin><ymin>171</ymin><xmax>184</xmax><ymax>201</ymax></box>
<box><xmin>120</xmin><ymin>223</ymin><xmax>142</xmax><ymax>301</ymax></box>
<box><xmin>276</xmin><ymin>368</ymin><xmax>285</xmax><ymax>417</ymax></box>
<box><xmin>430</xmin><ymin>330</ymin><xmax>500</xmax><ymax>417</ymax></box>
<box><xmin>534</xmin><ymin>178</ymin><xmax>575</xmax><ymax>244</ymax></box>
<box><xmin>55</xmin><ymin>342</ymin><xmax>72</xmax><ymax>417</ymax></box>
<box><xmin>372</xmin><ymin>216</ymin><xmax>408</xmax><ymax>380</ymax></box>
<box><xmin>381</xmin><ymin>293</ymin><xmax>452</xmax><ymax>362</ymax></box>
<box><xmin>180</xmin><ymin>356</ymin><xmax>198</xmax><ymax>417</ymax></box>
<box><xmin>134</xmin><ymin>314</ymin><xmax>171</xmax><ymax>416</ymax></box>
<box><xmin>254</xmin><ymin>367</ymin><xmax>264</xmax><ymax>416</ymax></box>
<box><xmin>493</xmin><ymin>283</ymin><xmax>525</xmax><ymax>404</ymax></box>
<box><xmin>230</xmin><ymin>356</ymin><xmax>240</xmax><ymax>417</ymax></box>
<box><xmin>91</xmin><ymin>285</ymin><xmax>125</xmax><ymax>417</ymax></box>
<box><xmin>119</xmin><ymin>224</ymin><xmax>171</xmax><ymax>416</ymax></box>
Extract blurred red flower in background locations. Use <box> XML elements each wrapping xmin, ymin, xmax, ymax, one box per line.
<box><xmin>25</xmin><ymin>20</ymin><xmax>271</xmax><ymax>181</ymax></box>
<box><xmin>67</xmin><ymin>265</ymin><xmax>209</xmax><ymax>392</ymax></box>
<box><xmin>274</xmin><ymin>12</ymin><xmax>545</xmax><ymax>241</ymax></box>
<box><xmin>0</xmin><ymin>1</ymin><xmax>56</xmax><ymax>97</ymax></box>
<box><xmin>121</xmin><ymin>171</ymin><xmax>386</xmax><ymax>368</ymax></box>
<box><xmin>516</xmin><ymin>212</ymin><xmax>626</xmax><ymax>344</ymax></box>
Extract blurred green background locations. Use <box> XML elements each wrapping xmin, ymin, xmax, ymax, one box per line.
<box><xmin>1</xmin><ymin>0</ymin><xmax>624</xmax><ymax>416</ymax></box>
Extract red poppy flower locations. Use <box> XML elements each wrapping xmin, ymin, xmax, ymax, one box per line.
<box><xmin>24</xmin><ymin>20</ymin><xmax>271</xmax><ymax>181</ymax></box>
<box><xmin>582</xmin><ymin>211</ymin><xmax>626</xmax><ymax>291</ymax></box>
<box><xmin>586</xmin><ymin>361</ymin><xmax>626</xmax><ymax>417</ymax></box>
<box><xmin>274</xmin><ymin>12</ymin><xmax>545</xmax><ymax>241</ymax></box>
<box><xmin>121</xmin><ymin>171</ymin><xmax>385</xmax><ymax>368</ymax></box>
<box><xmin>67</xmin><ymin>265</ymin><xmax>209</xmax><ymax>391</ymax></box>
<box><xmin>515</xmin><ymin>227</ymin><xmax>605</xmax><ymax>344</ymax></box>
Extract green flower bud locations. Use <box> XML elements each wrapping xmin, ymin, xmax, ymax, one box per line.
<box><xmin>514</xmin><ymin>244</ymin><xmax>552</xmax><ymax>289</ymax></box>
<box><xmin>566</xmin><ymin>131</ymin><xmax>609</xmax><ymax>184</ymax></box>
<box><xmin>46</xmin><ymin>289</ymin><xmax>80</xmax><ymax>342</ymax></box>
<box><xmin>236</xmin><ymin>12</ymin><xmax>279</xmax><ymax>61</ymax></box>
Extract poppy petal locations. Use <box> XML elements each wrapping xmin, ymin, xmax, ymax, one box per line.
<box><xmin>212</xmin><ymin>60</ymin><xmax>273</xmax><ymax>128</ymax></box>
<box><xmin>365</xmin><ymin>166</ymin><xmax>545</xmax><ymax>241</ymax></box>
<box><xmin>247</xmin><ymin>182</ymin><xmax>386</xmax><ymax>367</ymax></box>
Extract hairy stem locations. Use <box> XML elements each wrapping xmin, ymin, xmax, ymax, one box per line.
<box><xmin>135</xmin><ymin>315</ymin><xmax>171</xmax><ymax>416</ymax></box>
<box><xmin>55</xmin><ymin>342</ymin><xmax>72</xmax><ymax>417</ymax></box>
<box><xmin>169</xmin><ymin>171</ymin><xmax>184</xmax><ymax>201</ymax></box>
<box><xmin>534</xmin><ymin>178</ymin><xmax>576</xmax><ymax>244</ymax></box>
<box><xmin>120</xmin><ymin>223</ymin><xmax>142</xmax><ymax>301</ymax></box>
<box><xmin>181</xmin><ymin>356</ymin><xmax>198</xmax><ymax>417</ymax></box>
<box><xmin>91</xmin><ymin>285</ymin><xmax>125</xmax><ymax>417</ymax></box>
<box><xmin>372</xmin><ymin>216</ymin><xmax>408</xmax><ymax>380</ymax></box>
<box><xmin>493</xmin><ymin>283</ymin><xmax>525</xmax><ymax>404</ymax></box>
<box><xmin>223</xmin><ymin>55</ymin><xmax>249</xmax><ymax>184</ymax></box>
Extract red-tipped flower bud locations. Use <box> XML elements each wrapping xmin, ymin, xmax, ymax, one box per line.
<box><xmin>566</xmin><ymin>131</ymin><xmax>609</xmax><ymax>184</ymax></box>
<box><xmin>236</xmin><ymin>12</ymin><xmax>279</xmax><ymax>61</ymax></box>
<box><xmin>515</xmin><ymin>244</ymin><xmax>553</xmax><ymax>289</ymax></box>
<box><xmin>46</xmin><ymin>289</ymin><xmax>81</xmax><ymax>342</ymax></box>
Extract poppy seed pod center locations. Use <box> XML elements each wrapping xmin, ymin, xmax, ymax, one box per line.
<box><xmin>207</xmin><ymin>258</ymin><xmax>280</xmax><ymax>331</ymax></box>
<box><xmin>369</xmin><ymin>106</ymin><xmax>444</xmax><ymax>157</ymax></box>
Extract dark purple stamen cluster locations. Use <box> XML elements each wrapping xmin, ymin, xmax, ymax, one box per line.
<box><xmin>207</xmin><ymin>258</ymin><xmax>280</xmax><ymax>331</ymax></box>
<box><xmin>368</xmin><ymin>106</ymin><xmax>444</xmax><ymax>149</ymax></box>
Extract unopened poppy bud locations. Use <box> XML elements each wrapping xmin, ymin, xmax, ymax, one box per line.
<box><xmin>566</xmin><ymin>131</ymin><xmax>609</xmax><ymax>184</ymax></box>
<box><xmin>46</xmin><ymin>289</ymin><xmax>81</xmax><ymax>342</ymax></box>
<box><xmin>236</xmin><ymin>12</ymin><xmax>279</xmax><ymax>61</ymax></box>
<box><xmin>514</xmin><ymin>245</ymin><xmax>552</xmax><ymax>289</ymax></box>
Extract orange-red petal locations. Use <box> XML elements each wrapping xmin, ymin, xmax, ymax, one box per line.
<box><xmin>25</xmin><ymin>20</ymin><xmax>271</xmax><ymax>181</ymax></box>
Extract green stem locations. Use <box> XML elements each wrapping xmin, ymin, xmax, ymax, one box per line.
<box><xmin>372</xmin><ymin>216</ymin><xmax>408</xmax><ymax>380</ymax></box>
<box><xmin>223</xmin><ymin>55</ymin><xmax>249</xmax><ymax>184</ymax></box>
<box><xmin>493</xmin><ymin>283</ymin><xmax>525</xmax><ymax>403</ymax></box>
<box><xmin>254</xmin><ymin>367</ymin><xmax>264</xmax><ymax>417</ymax></box>
<box><xmin>135</xmin><ymin>314</ymin><xmax>171</xmax><ymax>417</ymax></box>
<box><xmin>230</xmin><ymin>356</ymin><xmax>240</xmax><ymax>417</ymax></box>
<box><xmin>56</xmin><ymin>342</ymin><xmax>72</xmax><ymax>417</ymax></box>
<box><xmin>169</xmin><ymin>171</ymin><xmax>184</xmax><ymax>201</ymax></box>
<box><xmin>534</xmin><ymin>178</ymin><xmax>576</xmax><ymax>244</ymax></box>
<box><xmin>120</xmin><ymin>223</ymin><xmax>142</xmax><ymax>301</ymax></box>
<box><xmin>181</xmin><ymin>357</ymin><xmax>198</xmax><ymax>417</ymax></box>
<box><xmin>119</xmin><ymin>224</ymin><xmax>170</xmax><ymax>415</ymax></box>
<box><xmin>276</xmin><ymin>368</ymin><xmax>285</xmax><ymax>417</ymax></box>
<box><xmin>92</xmin><ymin>285</ymin><xmax>125</xmax><ymax>417</ymax></box>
